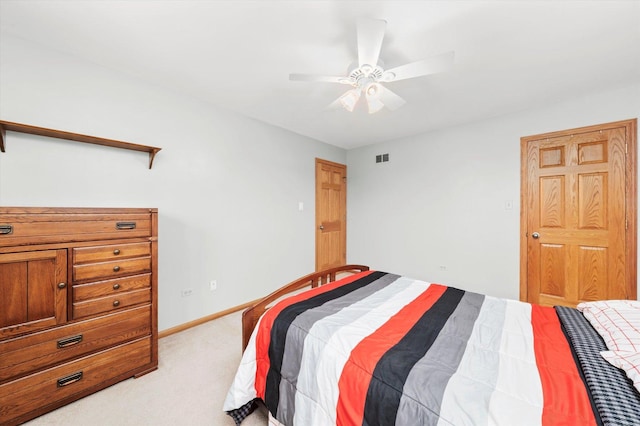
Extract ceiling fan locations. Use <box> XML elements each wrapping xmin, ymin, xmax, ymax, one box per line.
<box><xmin>290</xmin><ymin>18</ymin><xmax>455</xmax><ymax>114</ymax></box>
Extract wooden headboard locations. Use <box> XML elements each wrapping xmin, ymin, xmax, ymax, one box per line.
<box><xmin>241</xmin><ymin>264</ymin><xmax>369</xmax><ymax>351</ymax></box>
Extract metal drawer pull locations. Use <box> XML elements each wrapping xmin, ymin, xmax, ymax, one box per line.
<box><xmin>113</xmin><ymin>300</ymin><xmax>120</xmax><ymax>307</ymax></box>
<box><xmin>113</xmin><ymin>266</ymin><xmax>121</xmax><ymax>272</ymax></box>
<box><xmin>113</xmin><ymin>283</ymin><xmax>121</xmax><ymax>290</ymax></box>
<box><xmin>0</xmin><ymin>225</ymin><xmax>12</xmax><ymax>235</ymax></box>
<box><xmin>116</xmin><ymin>222</ymin><xmax>136</xmax><ymax>230</ymax></box>
<box><xmin>57</xmin><ymin>371</ymin><xmax>83</xmax><ymax>387</ymax></box>
<box><xmin>113</xmin><ymin>249</ymin><xmax>121</xmax><ymax>255</ymax></box>
<box><xmin>57</xmin><ymin>334</ymin><xmax>83</xmax><ymax>349</ymax></box>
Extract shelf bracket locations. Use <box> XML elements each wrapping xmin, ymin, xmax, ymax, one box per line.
<box><xmin>0</xmin><ymin>123</ymin><xmax>5</xmax><ymax>153</ymax></box>
<box><xmin>149</xmin><ymin>148</ymin><xmax>161</xmax><ymax>169</ymax></box>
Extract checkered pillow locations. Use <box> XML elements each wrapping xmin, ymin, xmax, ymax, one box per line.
<box><xmin>577</xmin><ymin>300</ymin><xmax>640</xmax><ymax>352</ymax></box>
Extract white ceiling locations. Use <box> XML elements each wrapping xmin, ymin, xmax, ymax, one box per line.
<box><xmin>1</xmin><ymin>1</ymin><xmax>639</xmax><ymax>149</ymax></box>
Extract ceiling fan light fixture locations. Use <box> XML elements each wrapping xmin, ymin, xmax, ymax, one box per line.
<box><xmin>365</xmin><ymin>84</ymin><xmax>384</xmax><ymax>113</ymax></box>
<box><xmin>339</xmin><ymin>89</ymin><xmax>361</xmax><ymax>112</ymax></box>
<box><xmin>365</xmin><ymin>83</ymin><xmax>380</xmax><ymax>98</ymax></box>
<box><xmin>366</xmin><ymin>97</ymin><xmax>384</xmax><ymax>114</ymax></box>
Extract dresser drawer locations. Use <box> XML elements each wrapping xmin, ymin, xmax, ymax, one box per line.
<box><xmin>72</xmin><ymin>288</ymin><xmax>151</xmax><ymax>319</ymax></box>
<box><xmin>0</xmin><ymin>305</ymin><xmax>151</xmax><ymax>383</ymax></box>
<box><xmin>73</xmin><ymin>242</ymin><xmax>150</xmax><ymax>264</ymax></box>
<box><xmin>73</xmin><ymin>274</ymin><xmax>151</xmax><ymax>302</ymax></box>
<box><xmin>73</xmin><ymin>257</ymin><xmax>151</xmax><ymax>282</ymax></box>
<box><xmin>0</xmin><ymin>337</ymin><xmax>151</xmax><ymax>425</ymax></box>
<box><xmin>0</xmin><ymin>211</ymin><xmax>152</xmax><ymax>248</ymax></box>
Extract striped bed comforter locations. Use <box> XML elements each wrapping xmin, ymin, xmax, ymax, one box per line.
<box><xmin>225</xmin><ymin>271</ymin><xmax>610</xmax><ymax>425</ymax></box>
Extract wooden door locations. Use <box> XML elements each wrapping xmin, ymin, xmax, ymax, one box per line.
<box><xmin>316</xmin><ymin>158</ymin><xmax>347</xmax><ymax>271</ymax></box>
<box><xmin>0</xmin><ymin>249</ymin><xmax>67</xmax><ymax>338</ymax></box>
<box><xmin>520</xmin><ymin>119</ymin><xmax>637</xmax><ymax>306</ymax></box>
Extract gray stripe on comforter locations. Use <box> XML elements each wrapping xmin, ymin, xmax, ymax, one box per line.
<box><xmin>277</xmin><ymin>273</ymin><xmax>401</xmax><ymax>425</ymax></box>
<box><xmin>395</xmin><ymin>291</ymin><xmax>485</xmax><ymax>426</ymax></box>
<box><xmin>438</xmin><ymin>296</ymin><xmax>507</xmax><ymax>425</ymax></box>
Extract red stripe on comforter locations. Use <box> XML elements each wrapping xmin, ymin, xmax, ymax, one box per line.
<box><xmin>254</xmin><ymin>270</ymin><xmax>374</xmax><ymax>399</ymax></box>
<box><xmin>531</xmin><ymin>304</ymin><xmax>596</xmax><ymax>425</ymax></box>
<box><xmin>335</xmin><ymin>284</ymin><xmax>448</xmax><ymax>425</ymax></box>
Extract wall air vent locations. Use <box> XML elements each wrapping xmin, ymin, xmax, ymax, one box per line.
<box><xmin>376</xmin><ymin>153</ymin><xmax>390</xmax><ymax>163</ymax></box>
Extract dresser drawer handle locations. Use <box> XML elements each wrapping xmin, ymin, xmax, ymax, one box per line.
<box><xmin>113</xmin><ymin>266</ymin><xmax>121</xmax><ymax>272</ymax></box>
<box><xmin>113</xmin><ymin>249</ymin><xmax>121</xmax><ymax>255</ymax></box>
<box><xmin>0</xmin><ymin>225</ymin><xmax>12</xmax><ymax>235</ymax></box>
<box><xmin>57</xmin><ymin>371</ymin><xmax>83</xmax><ymax>387</ymax></box>
<box><xmin>116</xmin><ymin>222</ymin><xmax>136</xmax><ymax>230</ymax></box>
<box><xmin>113</xmin><ymin>283</ymin><xmax>121</xmax><ymax>290</ymax></box>
<box><xmin>57</xmin><ymin>334</ymin><xmax>83</xmax><ymax>349</ymax></box>
<box><xmin>113</xmin><ymin>300</ymin><xmax>120</xmax><ymax>307</ymax></box>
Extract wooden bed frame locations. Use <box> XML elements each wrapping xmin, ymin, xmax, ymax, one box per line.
<box><xmin>241</xmin><ymin>264</ymin><xmax>370</xmax><ymax>351</ymax></box>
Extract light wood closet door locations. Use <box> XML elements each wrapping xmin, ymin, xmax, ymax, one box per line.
<box><xmin>521</xmin><ymin>119</ymin><xmax>637</xmax><ymax>307</ymax></box>
<box><xmin>316</xmin><ymin>159</ymin><xmax>347</xmax><ymax>271</ymax></box>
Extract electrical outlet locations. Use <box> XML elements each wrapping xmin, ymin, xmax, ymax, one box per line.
<box><xmin>210</xmin><ymin>280</ymin><xmax>217</xmax><ymax>291</ymax></box>
<box><xmin>181</xmin><ymin>288</ymin><xmax>193</xmax><ymax>297</ymax></box>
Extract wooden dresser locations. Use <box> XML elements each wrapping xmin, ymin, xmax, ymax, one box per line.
<box><xmin>0</xmin><ymin>207</ymin><xmax>158</xmax><ymax>425</ymax></box>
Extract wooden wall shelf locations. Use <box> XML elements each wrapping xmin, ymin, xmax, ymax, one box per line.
<box><xmin>0</xmin><ymin>120</ymin><xmax>161</xmax><ymax>169</ymax></box>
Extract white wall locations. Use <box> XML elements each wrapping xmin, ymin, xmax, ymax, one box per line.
<box><xmin>2</xmin><ymin>34</ymin><xmax>639</xmax><ymax>333</ymax></box>
<box><xmin>347</xmin><ymin>83</ymin><xmax>640</xmax><ymax>300</ymax></box>
<box><xmin>0</xmin><ymin>35</ymin><xmax>346</xmax><ymax>331</ymax></box>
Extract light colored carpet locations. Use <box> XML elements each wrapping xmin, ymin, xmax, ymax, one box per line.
<box><xmin>25</xmin><ymin>311</ymin><xmax>268</xmax><ymax>426</ymax></box>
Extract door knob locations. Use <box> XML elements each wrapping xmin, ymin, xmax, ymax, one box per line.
<box><xmin>532</xmin><ymin>232</ymin><xmax>540</xmax><ymax>239</ymax></box>
<box><xmin>319</xmin><ymin>225</ymin><xmax>324</xmax><ymax>230</ymax></box>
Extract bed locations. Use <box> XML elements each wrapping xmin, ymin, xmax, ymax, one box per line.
<box><xmin>224</xmin><ymin>265</ymin><xmax>640</xmax><ymax>425</ymax></box>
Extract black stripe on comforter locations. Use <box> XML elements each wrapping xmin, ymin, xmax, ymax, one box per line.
<box><xmin>362</xmin><ymin>287</ymin><xmax>465</xmax><ymax>425</ymax></box>
<box><xmin>265</xmin><ymin>271</ymin><xmax>388</xmax><ymax>416</ymax></box>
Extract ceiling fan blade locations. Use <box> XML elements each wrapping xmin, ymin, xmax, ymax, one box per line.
<box><xmin>327</xmin><ymin>97</ymin><xmax>344</xmax><ymax>110</ymax></box>
<box><xmin>357</xmin><ymin>18</ymin><xmax>386</xmax><ymax>68</ymax></box>
<box><xmin>382</xmin><ymin>51</ymin><xmax>455</xmax><ymax>82</ymax></box>
<box><xmin>377</xmin><ymin>85</ymin><xmax>406</xmax><ymax>110</ymax></box>
<box><xmin>289</xmin><ymin>74</ymin><xmax>351</xmax><ymax>84</ymax></box>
